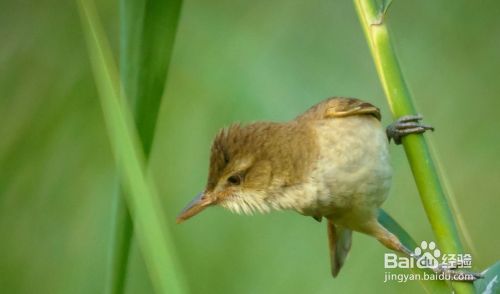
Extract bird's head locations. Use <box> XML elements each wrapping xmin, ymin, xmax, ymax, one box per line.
<box><xmin>176</xmin><ymin>123</ymin><xmax>277</xmax><ymax>223</ymax></box>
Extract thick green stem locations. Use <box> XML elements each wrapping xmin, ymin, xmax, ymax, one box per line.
<box><xmin>106</xmin><ymin>0</ymin><xmax>183</xmax><ymax>293</ymax></box>
<box><xmin>354</xmin><ymin>0</ymin><xmax>474</xmax><ymax>293</ymax></box>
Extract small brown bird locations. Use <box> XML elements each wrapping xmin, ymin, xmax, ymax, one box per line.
<box><xmin>177</xmin><ymin>97</ymin><xmax>451</xmax><ymax>277</ymax></box>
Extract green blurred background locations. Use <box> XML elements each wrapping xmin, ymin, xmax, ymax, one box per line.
<box><xmin>1</xmin><ymin>0</ymin><xmax>499</xmax><ymax>293</ymax></box>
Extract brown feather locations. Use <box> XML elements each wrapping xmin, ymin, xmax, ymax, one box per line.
<box><xmin>206</xmin><ymin>121</ymin><xmax>319</xmax><ymax>196</ymax></box>
<box><xmin>327</xmin><ymin>220</ymin><xmax>353</xmax><ymax>277</ymax></box>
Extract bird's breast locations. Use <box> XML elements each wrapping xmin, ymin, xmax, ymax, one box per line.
<box><xmin>282</xmin><ymin>115</ymin><xmax>392</xmax><ymax>219</ymax></box>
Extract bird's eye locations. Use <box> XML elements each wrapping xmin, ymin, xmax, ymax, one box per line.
<box><xmin>227</xmin><ymin>174</ymin><xmax>242</xmax><ymax>185</ymax></box>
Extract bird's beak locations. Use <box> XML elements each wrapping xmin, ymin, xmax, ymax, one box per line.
<box><xmin>176</xmin><ymin>192</ymin><xmax>215</xmax><ymax>224</ymax></box>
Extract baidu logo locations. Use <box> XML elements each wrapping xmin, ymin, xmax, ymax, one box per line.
<box><xmin>413</xmin><ymin>241</ymin><xmax>441</xmax><ymax>268</ymax></box>
<box><xmin>383</xmin><ymin>240</ymin><xmax>475</xmax><ymax>282</ymax></box>
<box><xmin>384</xmin><ymin>240</ymin><xmax>472</xmax><ymax>270</ymax></box>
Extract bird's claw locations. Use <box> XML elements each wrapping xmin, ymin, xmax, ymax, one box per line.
<box><xmin>432</xmin><ymin>266</ymin><xmax>483</xmax><ymax>282</ymax></box>
<box><xmin>433</xmin><ymin>260</ymin><xmax>483</xmax><ymax>281</ymax></box>
<box><xmin>386</xmin><ymin>114</ymin><xmax>434</xmax><ymax>145</ymax></box>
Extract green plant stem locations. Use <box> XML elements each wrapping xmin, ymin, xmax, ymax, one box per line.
<box><xmin>354</xmin><ymin>0</ymin><xmax>474</xmax><ymax>293</ymax></box>
<box><xmin>78</xmin><ymin>1</ymin><xmax>187</xmax><ymax>293</ymax></box>
<box><xmin>106</xmin><ymin>0</ymin><xmax>183</xmax><ymax>293</ymax></box>
<box><xmin>107</xmin><ymin>190</ymin><xmax>133</xmax><ymax>294</ymax></box>
<box><xmin>106</xmin><ymin>2</ymin><xmax>144</xmax><ymax>293</ymax></box>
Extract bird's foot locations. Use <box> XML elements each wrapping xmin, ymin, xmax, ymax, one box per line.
<box><xmin>375</xmin><ymin>224</ymin><xmax>481</xmax><ymax>282</ymax></box>
<box><xmin>431</xmin><ymin>264</ymin><xmax>482</xmax><ymax>282</ymax></box>
<box><xmin>409</xmin><ymin>254</ymin><xmax>482</xmax><ymax>282</ymax></box>
<box><xmin>386</xmin><ymin>114</ymin><xmax>434</xmax><ymax>145</ymax></box>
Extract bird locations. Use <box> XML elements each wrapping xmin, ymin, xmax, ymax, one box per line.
<box><xmin>176</xmin><ymin>97</ymin><xmax>473</xmax><ymax>279</ymax></box>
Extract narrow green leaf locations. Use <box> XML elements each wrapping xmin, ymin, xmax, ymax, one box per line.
<box><xmin>134</xmin><ymin>0</ymin><xmax>183</xmax><ymax>153</ymax></box>
<box><xmin>381</xmin><ymin>0</ymin><xmax>392</xmax><ymax>16</ymax></box>
<box><xmin>475</xmin><ymin>262</ymin><xmax>500</xmax><ymax>294</ymax></box>
<box><xmin>78</xmin><ymin>1</ymin><xmax>188</xmax><ymax>293</ymax></box>
<box><xmin>378</xmin><ymin>209</ymin><xmax>417</xmax><ymax>250</ymax></box>
<box><xmin>107</xmin><ymin>0</ymin><xmax>183</xmax><ymax>293</ymax></box>
<box><xmin>378</xmin><ymin>209</ymin><xmax>448</xmax><ymax>293</ymax></box>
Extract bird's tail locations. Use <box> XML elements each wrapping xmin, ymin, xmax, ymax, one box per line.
<box><xmin>327</xmin><ymin>220</ymin><xmax>352</xmax><ymax>277</ymax></box>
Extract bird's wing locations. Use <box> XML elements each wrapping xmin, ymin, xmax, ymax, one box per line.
<box><xmin>297</xmin><ymin>97</ymin><xmax>381</xmax><ymax>121</ymax></box>
<box><xmin>327</xmin><ymin>220</ymin><xmax>353</xmax><ymax>277</ymax></box>
<box><xmin>324</xmin><ymin>98</ymin><xmax>381</xmax><ymax>120</ymax></box>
